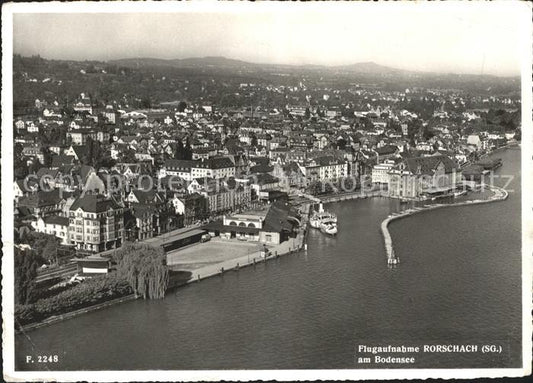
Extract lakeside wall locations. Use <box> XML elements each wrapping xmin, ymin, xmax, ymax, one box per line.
<box><xmin>380</xmin><ymin>185</ymin><xmax>509</xmax><ymax>266</ymax></box>
<box><xmin>17</xmin><ymin>294</ymin><xmax>138</xmax><ymax>333</ymax></box>
<box><xmin>319</xmin><ymin>190</ymin><xmax>388</xmax><ymax>204</ymax></box>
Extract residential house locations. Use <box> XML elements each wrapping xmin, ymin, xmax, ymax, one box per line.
<box><xmin>467</xmin><ymin>134</ymin><xmax>482</xmax><ymax>151</ymax></box>
<box><xmin>298</xmin><ymin>156</ymin><xmax>348</xmax><ymax>181</ymax></box>
<box><xmin>172</xmin><ymin>193</ymin><xmax>208</xmax><ymax>226</ymax></box>
<box><xmin>68</xmin><ymin>194</ymin><xmax>124</xmax><ymax>253</ymax></box>
<box><xmin>124</xmin><ymin>205</ymin><xmax>153</xmax><ymax>241</ymax></box>
<box><xmin>17</xmin><ymin>189</ymin><xmax>67</xmax><ymax>218</ymax></box>
<box><xmin>14</xmin><ymin>178</ymin><xmax>39</xmax><ymax>202</ymax></box>
<box><xmin>32</xmin><ymin>215</ymin><xmax>71</xmax><ymax>245</ymax></box>
<box><xmin>375</xmin><ymin>145</ymin><xmax>399</xmax><ymax>163</ymax></box>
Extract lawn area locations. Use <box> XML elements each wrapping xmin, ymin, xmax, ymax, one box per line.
<box><xmin>166</xmin><ymin>238</ymin><xmax>264</xmax><ymax>271</ymax></box>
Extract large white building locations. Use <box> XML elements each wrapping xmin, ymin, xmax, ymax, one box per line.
<box><xmin>201</xmin><ymin>184</ymin><xmax>251</xmax><ymax>214</ymax></box>
<box><xmin>466</xmin><ymin>134</ymin><xmax>482</xmax><ymax>150</ymax></box>
<box><xmin>160</xmin><ymin>158</ymin><xmax>236</xmax><ymax>181</ymax></box>
<box><xmin>68</xmin><ymin>194</ymin><xmax>124</xmax><ymax>253</ymax></box>
<box><xmin>298</xmin><ymin>156</ymin><xmax>348</xmax><ymax>181</ymax></box>
<box><xmin>388</xmin><ymin>155</ymin><xmax>462</xmax><ymax>199</ymax></box>
<box><xmin>371</xmin><ymin>160</ymin><xmax>396</xmax><ymax>184</ymax></box>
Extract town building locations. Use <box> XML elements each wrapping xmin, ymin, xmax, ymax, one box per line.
<box><xmin>68</xmin><ymin>194</ymin><xmax>124</xmax><ymax>253</ymax></box>
<box><xmin>32</xmin><ymin>215</ymin><xmax>71</xmax><ymax>245</ymax></box>
<box><xmin>298</xmin><ymin>156</ymin><xmax>348</xmax><ymax>181</ymax></box>
<box><xmin>200</xmin><ymin>182</ymin><xmax>251</xmax><ymax>215</ymax></box>
<box><xmin>388</xmin><ymin>155</ymin><xmax>462</xmax><ymax>199</ymax></box>
<box><xmin>205</xmin><ymin>201</ymin><xmax>299</xmax><ymax>245</ymax></box>
<box><xmin>160</xmin><ymin>157</ymin><xmax>236</xmax><ymax>181</ymax></box>
<box><xmin>371</xmin><ymin>160</ymin><xmax>396</xmax><ymax>185</ymax></box>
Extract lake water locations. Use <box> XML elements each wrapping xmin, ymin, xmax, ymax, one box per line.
<box><xmin>15</xmin><ymin>148</ymin><xmax>522</xmax><ymax>370</ymax></box>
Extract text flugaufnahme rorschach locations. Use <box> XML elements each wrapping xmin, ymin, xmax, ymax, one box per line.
<box><xmin>355</xmin><ymin>344</ymin><xmax>504</xmax><ymax>365</ymax></box>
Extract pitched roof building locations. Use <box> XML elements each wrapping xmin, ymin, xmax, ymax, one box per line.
<box><xmin>388</xmin><ymin>155</ymin><xmax>462</xmax><ymax>199</ymax></box>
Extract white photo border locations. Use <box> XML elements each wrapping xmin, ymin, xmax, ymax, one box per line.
<box><xmin>2</xmin><ymin>1</ymin><xmax>532</xmax><ymax>381</ymax></box>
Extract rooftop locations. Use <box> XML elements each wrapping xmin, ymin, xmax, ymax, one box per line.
<box><xmin>226</xmin><ymin>213</ymin><xmax>265</xmax><ymax>222</ymax></box>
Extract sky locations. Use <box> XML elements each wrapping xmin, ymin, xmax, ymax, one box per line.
<box><xmin>11</xmin><ymin>2</ymin><xmax>527</xmax><ymax>76</ymax></box>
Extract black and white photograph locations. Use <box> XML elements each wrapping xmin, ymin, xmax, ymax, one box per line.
<box><xmin>2</xmin><ymin>1</ymin><xmax>531</xmax><ymax>381</ymax></box>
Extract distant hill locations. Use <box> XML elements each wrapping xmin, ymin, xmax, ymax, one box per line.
<box><xmin>109</xmin><ymin>56</ymin><xmax>405</xmax><ymax>74</ymax></box>
<box><xmin>334</xmin><ymin>61</ymin><xmax>404</xmax><ymax>74</ymax></box>
<box><xmin>109</xmin><ymin>56</ymin><xmax>259</xmax><ymax>70</ymax></box>
<box><xmin>108</xmin><ymin>57</ymin><xmax>521</xmax><ymax>82</ymax></box>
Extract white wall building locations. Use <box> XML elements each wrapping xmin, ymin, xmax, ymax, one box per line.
<box><xmin>371</xmin><ymin>160</ymin><xmax>396</xmax><ymax>184</ymax></box>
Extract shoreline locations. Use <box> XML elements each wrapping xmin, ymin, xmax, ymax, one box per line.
<box><xmin>17</xmin><ymin>203</ymin><xmax>312</xmax><ymax>333</ymax></box>
<box><xmin>183</xmin><ymin>202</ymin><xmax>311</xmax><ymax>284</ymax></box>
<box><xmin>16</xmin><ymin>294</ymin><xmax>138</xmax><ymax>334</ymax></box>
<box><xmin>380</xmin><ymin>185</ymin><xmax>509</xmax><ymax>265</ymax></box>
<box><xmin>15</xmin><ymin>183</ymin><xmax>510</xmax><ymax>332</ymax></box>
<box><xmin>16</xmin><ymin>146</ymin><xmax>516</xmax><ymax>332</ymax></box>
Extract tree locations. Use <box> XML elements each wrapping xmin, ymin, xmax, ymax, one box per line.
<box><xmin>336</xmin><ymin>138</ymin><xmax>347</xmax><ymax>150</ymax></box>
<box><xmin>14</xmin><ymin>145</ymin><xmax>29</xmax><ymax>179</ymax></box>
<box><xmin>140</xmin><ymin>96</ymin><xmax>151</xmax><ymax>109</ymax></box>
<box><xmin>95</xmin><ymin>155</ymin><xmax>116</xmax><ymax>169</ymax></box>
<box><xmin>174</xmin><ymin>139</ymin><xmax>186</xmax><ymax>160</ymax></box>
<box><xmin>83</xmin><ymin>137</ymin><xmax>104</xmax><ymax>167</ymax></box>
<box><xmin>514</xmin><ymin>128</ymin><xmax>521</xmax><ymax>141</ymax></box>
<box><xmin>308</xmin><ymin>180</ymin><xmax>334</xmax><ymax>196</ymax></box>
<box><xmin>114</xmin><ymin>243</ymin><xmax>169</xmax><ymax>299</ymax></box>
<box><xmin>250</xmin><ymin>134</ymin><xmax>258</xmax><ymax>147</ymax></box>
<box><xmin>183</xmin><ymin>138</ymin><xmax>193</xmax><ymax>160</ymax></box>
<box><xmin>177</xmin><ymin>101</ymin><xmax>188</xmax><ymax>113</ymax></box>
<box><xmin>14</xmin><ymin>248</ymin><xmax>41</xmax><ymax>305</ymax></box>
<box><xmin>122</xmin><ymin>147</ymin><xmax>137</xmax><ymax>163</ymax></box>
<box><xmin>28</xmin><ymin>159</ymin><xmax>43</xmax><ymax>175</ymax></box>
<box><xmin>25</xmin><ymin>232</ymin><xmax>60</xmax><ymax>265</ymax></box>
<box><xmin>341</xmin><ymin>176</ymin><xmax>356</xmax><ymax>192</ymax></box>
<box><xmin>422</xmin><ymin>126</ymin><xmax>435</xmax><ymax>141</ymax></box>
<box><xmin>42</xmin><ymin>147</ymin><xmax>53</xmax><ymax>167</ymax></box>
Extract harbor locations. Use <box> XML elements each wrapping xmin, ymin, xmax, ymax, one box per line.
<box><xmin>381</xmin><ymin>184</ymin><xmax>509</xmax><ymax>266</ymax></box>
<box><xmin>170</xmin><ymin>203</ymin><xmax>311</xmax><ymax>284</ymax></box>
<box><xmin>15</xmin><ymin>148</ymin><xmax>522</xmax><ymax>370</ymax></box>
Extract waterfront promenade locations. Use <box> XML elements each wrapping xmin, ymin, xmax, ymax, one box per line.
<box><xmin>319</xmin><ymin>189</ymin><xmax>388</xmax><ymax>204</ymax></box>
<box><xmin>172</xmin><ymin>203</ymin><xmax>312</xmax><ymax>284</ymax></box>
<box><xmin>380</xmin><ymin>185</ymin><xmax>509</xmax><ymax>266</ymax></box>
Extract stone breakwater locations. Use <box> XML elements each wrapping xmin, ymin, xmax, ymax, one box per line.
<box><xmin>381</xmin><ymin>186</ymin><xmax>509</xmax><ymax>266</ymax></box>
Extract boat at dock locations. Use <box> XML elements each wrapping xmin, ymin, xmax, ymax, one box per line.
<box><xmin>309</xmin><ymin>203</ymin><xmax>338</xmax><ymax>235</ymax></box>
<box><xmin>309</xmin><ymin>203</ymin><xmax>337</xmax><ymax>229</ymax></box>
<box><xmin>319</xmin><ymin>217</ymin><xmax>338</xmax><ymax>236</ymax></box>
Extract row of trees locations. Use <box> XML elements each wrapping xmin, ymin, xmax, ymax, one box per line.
<box><xmin>15</xmin><ymin>241</ymin><xmax>170</xmax><ymax>326</ymax></box>
<box><xmin>15</xmin><ymin>273</ymin><xmax>133</xmax><ymax>327</ymax></box>
<box><xmin>14</xmin><ymin>229</ymin><xmax>63</xmax><ymax>305</ymax></box>
<box><xmin>15</xmin><ymin>247</ymin><xmax>169</xmax><ymax>326</ymax></box>
<box><xmin>14</xmin><ymin>248</ymin><xmax>41</xmax><ymax>305</ymax></box>
<box><xmin>308</xmin><ymin>177</ymin><xmax>357</xmax><ymax>196</ymax></box>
